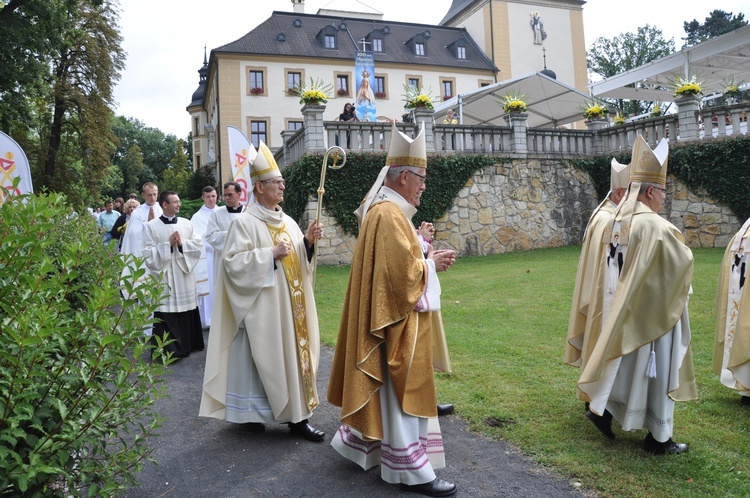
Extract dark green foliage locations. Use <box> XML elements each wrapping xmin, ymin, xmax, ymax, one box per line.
<box><xmin>683</xmin><ymin>9</ymin><xmax>747</xmax><ymax>47</ymax></box>
<box><xmin>178</xmin><ymin>198</ymin><xmax>204</xmax><ymax>220</ymax></box>
<box><xmin>187</xmin><ymin>164</ymin><xmax>217</xmax><ymax>200</ymax></box>
<box><xmin>282</xmin><ymin>153</ymin><xmax>495</xmax><ymax>235</ymax></box>
<box><xmin>0</xmin><ymin>192</ymin><xmax>171</xmax><ymax>496</ymax></box>
<box><xmin>570</xmin><ymin>136</ymin><xmax>750</xmax><ymax>219</ymax></box>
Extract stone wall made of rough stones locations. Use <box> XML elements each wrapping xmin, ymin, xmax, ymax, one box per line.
<box><xmin>301</xmin><ymin>157</ymin><xmax>742</xmax><ymax>266</ymax></box>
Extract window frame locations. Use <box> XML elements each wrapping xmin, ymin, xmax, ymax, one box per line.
<box><xmin>247</xmin><ymin>117</ymin><xmax>270</xmax><ymax>148</ymax></box>
<box><xmin>246</xmin><ymin>67</ymin><xmax>267</xmax><ymax>96</ymax></box>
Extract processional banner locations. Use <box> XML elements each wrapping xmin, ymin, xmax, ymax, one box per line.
<box><xmin>226</xmin><ymin>126</ymin><xmax>257</xmax><ymax>204</ymax></box>
<box><xmin>0</xmin><ymin>131</ymin><xmax>33</xmax><ymax>204</ymax></box>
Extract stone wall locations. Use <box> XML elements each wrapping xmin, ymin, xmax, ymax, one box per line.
<box><xmin>301</xmin><ymin>156</ymin><xmax>742</xmax><ymax>266</ymax></box>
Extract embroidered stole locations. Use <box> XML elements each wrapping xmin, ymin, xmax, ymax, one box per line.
<box><xmin>265</xmin><ymin>221</ymin><xmax>319</xmax><ymax>412</ymax></box>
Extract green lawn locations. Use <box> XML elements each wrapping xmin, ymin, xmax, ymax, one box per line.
<box><xmin>314</xmin><ymin>246</ymin><xmax>750</xmax><ymax>497</ymax></box>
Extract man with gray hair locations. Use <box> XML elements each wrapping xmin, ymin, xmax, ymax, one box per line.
<box><xmin>328</xmin><ymin>123</ymin><xmax>457</xmax><ymax>496</ymax></box>
<box><xmin>578</xmin><ymin>136</ymin><xmax>697</xmax><ymax>455</ymax></box>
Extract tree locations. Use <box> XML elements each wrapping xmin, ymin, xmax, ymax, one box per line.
<box><xmin>188</xmin><ymin>164</ymin><xmax>218</xmax><ymax>199</ymax></box>
<box><xmin>587</xmin><ymin>25</ymin><xmax>675</xmax><ymax>116</ymax></box>
<box><xmin>111</xmin><ymin>116</ymin><xmax>179</xmax><ymax>193</ymax></box>
<box><xmin>160</xmin><ymin>139</ymin><xmax>191</xmax><ymax>196</ymax></box>
<box><xmin>683</xmin><ymin>9</ymin><xmax>747</xmax><ymax>47</ymax></box>
<box><xmin>0</xmin><ymin>0</ymin><xmax>124</xmax><ymax>206</ymax></box>
<box><xmin>122</xmin><ymin>144</ymin><xmax>144</xmax><ymax>195</ymax></box>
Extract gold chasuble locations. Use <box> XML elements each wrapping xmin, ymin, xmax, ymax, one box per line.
<box><xmin>565</xmin><ymin>199</ymin><xmax>616</xmax><ymax>369</ymax></box>
<box><xmin>579</xmin><ymin>202</ymin><xmax>697</xmax><ymax>402</ymax></box>
<box><xmin>327</xmin><ymin>200</ymin><xmax>436</xmax><ymax>441</ymax></box>
<box><xmin>266</xmin><ymin>222</ymin><xmax>318</xmax><ymax>412</ymax></box>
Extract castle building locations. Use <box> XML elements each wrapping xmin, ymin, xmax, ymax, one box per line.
<box><xmin>188</xmin><ymin>0</ymin><xmax>587</xmax><ymax>184</ymax></box>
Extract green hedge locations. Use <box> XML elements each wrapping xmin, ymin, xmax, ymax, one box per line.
<box><xmin>282</xmin><ymin>153</ymin><xmax>496</xmax><ymax>235</ymax></box>
<box><xmin>570</xmin><ymin>136</ymin><xmax>750</xmax><ymax>220</ymax></box>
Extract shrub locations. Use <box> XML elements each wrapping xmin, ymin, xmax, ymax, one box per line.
<box><xmin>0</xmin><ymin>192</ymin><xmax>171</xmax><ymax>496</ymax></box>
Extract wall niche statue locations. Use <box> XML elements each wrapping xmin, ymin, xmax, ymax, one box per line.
<box><xmin>530</xmin><ymin>11</ymin><xmax>547</xmax><ymax>45</ymax></box>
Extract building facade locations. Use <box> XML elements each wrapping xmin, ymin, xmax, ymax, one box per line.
<box><xmin>188</xmin><ymin>0</ymin><xmax>588</xmax><ymax>185</ymax></box>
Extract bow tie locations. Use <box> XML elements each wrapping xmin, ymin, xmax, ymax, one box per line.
<box><xmin>159</xmin><ymin>215</ymin><xmax>177</xmax><ymax>224</ymax></box>
<box><xmin>227</xmin><ymin>206</ymin><xmax>243</xmax><ymax>214</ymax></box>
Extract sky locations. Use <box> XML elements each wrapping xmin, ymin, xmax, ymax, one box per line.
<box><xmin>113</xmin><ymin>0</ymin><xmax>747</xmax><ymax>138</ymax></box>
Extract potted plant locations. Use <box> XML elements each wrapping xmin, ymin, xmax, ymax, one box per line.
<box><xmin>581</xmin><ymin>99</ymin><xmax>610</xmax><ymax>120</ymax></box>
<box><xmin>722</xmin><ymin>76</ymin><xmax>744</xmax><ymax>104</ymax></box>
<box><xmin>403</xmin><ymin>85</ymin><xmax>436</xmax><ymax>110</ymax></box>
<box><xmin>499</xmin><ymin>91</ymin><xmax>528</xmax><ymax>114</ymax></box>
<box><xmin>672</xmin><ymin>75</ymin><xmax>702</xmax><ymax>99</ymax></box>
<box><xmin>287</xmin><ymin>77</ymin><xmax>333</xmax><ymax>105</ymax></box>
<box><xmin>250</xmin><ymin>87</ymin><xmax>263</xmax><ymax>95</ymax></box>
<box><xmin>337</xmin><ymin>88</ymin><xmax>349</xmax><ymax>96</ymax></box>
<box><xmin>613</xmin><ymin>112</ymin><xmax>625</xmax><ymax>126</ymax></box>
<box><xmin>650</xmin><ymin>104</ymin><xmax>661</xmax><ymax>118</ymax></box>
<box><xmin>374</xmin><ymin>91</ymin><xmax>386</xmax><ymax>99</ymax></box>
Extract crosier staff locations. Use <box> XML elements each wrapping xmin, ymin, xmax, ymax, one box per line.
<box><xmin>313</xmin><ymin>146</ymin><xmax>346</xmax><ymax>285</ymax></box>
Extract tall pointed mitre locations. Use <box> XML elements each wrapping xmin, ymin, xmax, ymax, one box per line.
<box><xmin>610</xmin><ymin>158</ymin><xmax>630</xmax><ymax>191</ymax></box>
<box><xmin>250</xmin><ymin>141</ymin><xmax>281</xmax><ymax>185</ymax></box>
<box><xmin>355</xmin><ymin>122</ymin><xmax>427</xmax><ymax>225</ymax></box>
<box><xmin>629</xmin><ymin>136</ymin><xmax>668</xmax><ymax>186</ymax></box>
<box><xmin>385</xmin><ymin>121</ymin><xmax>427</xmax><ymax>169</ymax></box>
<box><xmin>610</xmin><ymin>136</ymin><xmax>669</xmax><ymax>245</ymax></box>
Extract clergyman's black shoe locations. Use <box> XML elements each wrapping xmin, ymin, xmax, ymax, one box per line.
<box><xmin>644</xmin><ymin>433</ymin><xmax>688</xmax><ymax>455</ymax></box>
<box><xmin>238</xmin><ymin>422</ymin><xmax>265</xmax><ymax>433</ymax></box>
<box><xmin>288</xmin><ymin>420</ymin><xmax>325</xmax><ymax>442</ymax></box>
<box><xmin>585</xmin><ymin>409</ymin><xmax>615</xmax><ymax>440</ymax></box>
<box><xmin>401</xmin><ymin>478</ymin><xmax>457</xmax><ymax>497</ymax></box>
<box><xmin>437</xmin><ymin>404</ymin><xmax>455</xmax><ymax>416</ymax></box>
<box><xmin>741</xmin><ymin>395</ymin><xmax>750</xmax><ymax>406</ymax></box>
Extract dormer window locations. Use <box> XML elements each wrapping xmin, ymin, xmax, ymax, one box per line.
<box><xmin>318</xmin><ymin>26</ymin><xmax>338</xmax><ymax>49</ymax></box>
<box><xmin>407</xmin><ymin>34</ymin><xmax>428</xmax><ymax>57</ymax></box>
<box><xmin>366</xmin><ymin>29</ymin><xmax>385</xmax><ymax>53</ymax></box>
<box><xmin>448</xmin><ymin>39</ymin><xmax>469</xmax><ymax>61</ymax></box>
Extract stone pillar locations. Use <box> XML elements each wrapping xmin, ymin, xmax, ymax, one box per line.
<box><xmin>280</xmin><ymin>130</ymin><xmax>296</xmax><ymax>167</ymax></box>
<box><xmin>585</xmin><ymin>118</ymin><xmax>609</xmax><ymax>155</ymax></box>
<box><xmin>301</xmin><ymin>103</ymin><xmax>326</xmax><ymax>153</ymax></box>
<box><xmin>412</xmin><ymin>107</ymin><xmax>435</xmax><ymax>152</ymax></box>
<box><xmin>675</xmin><ymin>94</ymin><xmax>701</xmax><ymax>141</ymax></box>
<box><xmin>509</xmin><ymin>112</ymin><xmax>528</xmax><ymax>154</ymax></box>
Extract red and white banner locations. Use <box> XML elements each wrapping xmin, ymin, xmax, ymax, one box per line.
<box><xmin>0</xmin><ymin>131</ymin><xmax>33</xmax><ymax>204</ymax></box>
<box><xmin>226</xmin><ymin>126</ymin><xmax>257</xmax><ymax>204</ymax></box>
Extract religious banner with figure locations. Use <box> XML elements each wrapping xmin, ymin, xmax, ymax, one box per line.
<box><xmin>226</xmin><ymin>126</ymin><xmax>257</xmax><ymax>204</ymax></box>
<box><xmin>0</xmin><ymin>131</ymin><xmax>33</xmax><ymax>204</ymax></box>
<box><xmin>354</xmin><ymin>51</ymin><xmax>376</xmax><ymax>122</ymax></box>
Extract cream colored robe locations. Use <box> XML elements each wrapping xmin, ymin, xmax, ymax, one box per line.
<box><xmin>565</xmin><ymin>198</ymin><xmax>616</xmax><ymax>371</ymax></box>
<box><xmin>579</xmin><ymin>202</ymin><xmax>697</xmax><ymax>439</ymax></box>
<box><xmin>327</xmin><ymin>196</ymin><xmax>437</xmax><ymax>441</ymax></box>
<box><xmin>205</xmin><ymin>205</ymin><xmax>245</xmax><ymax>278</ymax></box>
<box><xmin>142</xmin><ymin>217</ymin><xmax>202</xmax><ymax>313</ymax></box>
<box><xmin>713</xmin><ymin>219</ymin><xmax>750</xmax><ymax>394</ymax></box>
<box><xmin>199</xmin><ymin>204</ymin><xmax>320</xmax><ymax>423</ymax></box>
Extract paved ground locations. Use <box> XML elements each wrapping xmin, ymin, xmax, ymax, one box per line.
<box><xmin>125</xmin><ymin>331</ymin><xmax>586</xmax><ymax>498</ymax></box>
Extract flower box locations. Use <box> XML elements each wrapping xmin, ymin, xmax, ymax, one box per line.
<box><xmin>250</xmin><ymin>87</ymin><xmax>264</xmax><ymax>95</ymax></box>
<box><xmin>374</xmin><ymin>91</ymin><xmax>386</xmax><ymax>99</ymax></box>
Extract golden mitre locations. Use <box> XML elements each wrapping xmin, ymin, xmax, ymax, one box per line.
<box><xmin>386</xmin><ymin>122</ymin><xmax>427</xmax><ymax>169</ymax></box>
<box><xmin>250</xmin><ymin>141</ymin><xmax>281</xmax><ymax>184</ymax></box>
<box><xmin>610</xmin><ymin>158</ymin><xmax>631</xmax><ymax>191</ymax></box>
<box><xmin>629</xmin><ymin>135</ymin><xmax>668</xmax><ymax>186</ymax></box>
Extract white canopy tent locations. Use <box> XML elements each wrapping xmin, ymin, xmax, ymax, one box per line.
<box><xmin>433</xmin><ymin>72</ymin><xmax>592</xmax><ymax>128</ymax></box>
<box><xmin>590</xmin><ymin>25</ymin><xmax>750</xmax><ymax>102</ymax></box>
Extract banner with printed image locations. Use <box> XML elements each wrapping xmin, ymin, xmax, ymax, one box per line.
<box><xmin>354</xmin><ymin>51</ymin><xmax>376</xmax><ymax>122</ymax></box>
<box><xmin>0</xmin><ymin>131</ymin><xmax>33</xmax><ymax>204</ymax></box>
<box><xmin>226</xmin><ymin>126</ymin><xmax>257</xmax><ymax>204</ymax></box>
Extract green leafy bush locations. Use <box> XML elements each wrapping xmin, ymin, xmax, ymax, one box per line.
<box><xmin>0</xmin><ymin>193</ymin><xmax>170</xmax><ymax>496</ymax></box>
<box><xmin>282</xmin><ymin>152</ymin><xmax>495</xmax><ymax>235</ymax></box>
